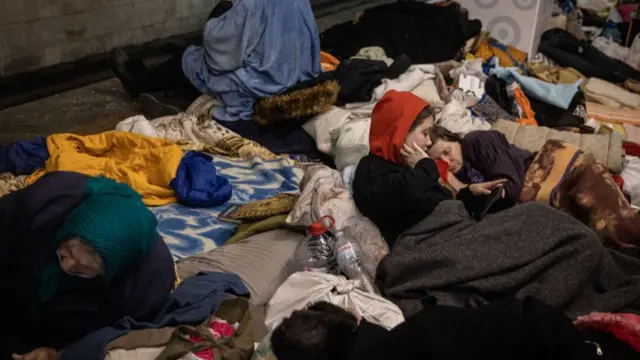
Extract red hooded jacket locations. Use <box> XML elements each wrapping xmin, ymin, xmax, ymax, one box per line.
<box><xmin>369</xmin><ymin>90</ymin><xmax>449</xmax><ymax>179</ymax></box>
<box><xmin>352</xmin><ymin>91</ymin><xmax>470</xmax><ymax>246</ymax></box>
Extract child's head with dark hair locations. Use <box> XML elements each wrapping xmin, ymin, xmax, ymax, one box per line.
<box><xmin>271</xmin><ymin>302</ymin><xmax>360</xmax><ymax>360</ymax></box>
<box><xmin>429</xmin><ymin>125</ymin><xmax>462</xmax><ymax>144</ymax></box>
<box><xmin>404</xmin><ymin>106</ymin><xmax>436</xmax><ymax>151</ymax></box>
<box><xmin>409</xmin><ymin>106</ymin><xmax>436</xmax><ymax>132</ymax></box>
<box><xmin>427</xmin><ymin>125</ymin><xmax>464</xmax><ymax>173</ymax></box>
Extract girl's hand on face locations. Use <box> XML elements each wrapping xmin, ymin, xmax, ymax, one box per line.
<box><xmin>401</xmin><ymin>142</ymin><xmax>430</xmax><ymax>168</ymax></box>
<box><xmin>468</xmin><ymin>179</ymin><xmax>507</xmax><ymax>196</ymax></box>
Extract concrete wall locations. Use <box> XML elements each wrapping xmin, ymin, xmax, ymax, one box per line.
<box><xmin>0</xmin><ymin>0</ymin><xmax>217</xmax><ymax>76</ymax></box>
<box><xmin>464</xmin><ymin>0</ymin><xmax>553</xmax><ymax>55</ymax></box>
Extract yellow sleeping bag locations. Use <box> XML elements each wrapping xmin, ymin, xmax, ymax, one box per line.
<box><xmin>27</xmin><ymin>132</ymin><xmax>183</xmax><ymax>205</ymax></box>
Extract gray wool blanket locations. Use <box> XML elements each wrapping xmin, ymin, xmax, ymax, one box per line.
<box><xmin>378</xmin><ymin>201</ymin><xmax>640</xmax><ymax>318</ymax></box>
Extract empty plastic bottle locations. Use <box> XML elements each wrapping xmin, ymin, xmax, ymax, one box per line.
<box><xmin>294</xmin><ymin>215</ymin><xmax>338</xmax><ymax>274</ymax></box>
<box><xmin>602</xmin><ymin>20</ymin><xmax>622</xmax><ymax>44</ymax></box>
<box><xmin>335</xmin><ymin>231</ymin><xmax>380</xmax><ymax>295</ymax></box>
<box><xmin>506</xmin><ymin>82</ymin><xmax>524</xmax><ymax>119</ymax></box>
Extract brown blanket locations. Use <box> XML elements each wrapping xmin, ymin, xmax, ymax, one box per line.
<box><xmin>555</xmin><ymin>159</ymin><xmax>640</xmax><ymax>248</ymax></box>
<box><xmin>521</xmin><ymin>140</ymin><xmax>640</xmax><ymax>248</ymax></box>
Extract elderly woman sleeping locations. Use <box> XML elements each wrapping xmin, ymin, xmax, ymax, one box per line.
<box><xmin>427</xmin><ymin>126</ymin><xmax>640</xmax><ymax>249</ymax></box>
<box><xmin>0</xmin><ymin>172</ymin><xmax>175</xmax><ymax>360</ymax></box>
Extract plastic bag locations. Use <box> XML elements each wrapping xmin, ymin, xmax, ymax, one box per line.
<box><xmin>265</xmin><ymin>271</ymin><xmax>404</xmax><ymax>331</ymax></box>
<box><xmin>628</xmin><ymin>34</ymin><xmax>640</xmax><ymax>70</ymax></box>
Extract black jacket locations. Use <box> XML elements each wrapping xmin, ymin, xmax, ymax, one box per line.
<box><xmin>348</xmin><ymin>297</ymin><xmax>631</xmax><ymax>360</ymax></box>
<box><xmin>353</xmin><ymin>154</ymin><xmax>479</xmax><ymax>248</ymax></box>
<box><xmin>539</xmin><ymin>28</ymin><xmax>640</xmax><ymax>84</ymax></box>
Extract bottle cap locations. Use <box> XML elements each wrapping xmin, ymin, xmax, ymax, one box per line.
<box><xmin>309</xmin><ymin>221</ymin><xmax>326</xmax><ymax>235</ymax></box>
<box><xmin>309</xmin><ymin>215</ymin><xmax>335</xmax><ymax>235</ymax></box>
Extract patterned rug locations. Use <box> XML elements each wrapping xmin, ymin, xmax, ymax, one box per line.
<box><xmin>151</xmin><ymin>155</ymin><xmax>303</xmax><ymax>259</ymax></box>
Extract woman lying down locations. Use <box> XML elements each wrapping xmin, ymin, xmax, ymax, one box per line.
<box><xmin>353</xmin><ymin>91</ymin><xmax>640</xmax><ymax>318</ymax></box>
<box><xmin>0</xmin><ymin>172</ymin><xmax>175</xmax><ymax>360</ymax></box>
<box><xmin>427</xmin><ymin>125</ymin><xmax>640</xmax><ymax>249</ymax></box>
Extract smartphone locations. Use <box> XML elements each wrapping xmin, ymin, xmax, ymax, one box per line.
<box><xmin>473</xmin><ymin>187</ymin><xmax>503</xmax><ymax>221</ymax></box>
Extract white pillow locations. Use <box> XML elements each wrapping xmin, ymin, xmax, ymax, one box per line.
<box><xmin>332</xmin><ymin>117</ymin><xmax>371</xmax><ymax>171</ymax></box>
<box><xmin>302</xmin><ymin>107</ymin><xmax>351</xmax><ymax>154</ymax></box>
<box><xmin>411</xmin><ymin>79</ymin><xmax>445</xmax><ymax>107</ymax></box>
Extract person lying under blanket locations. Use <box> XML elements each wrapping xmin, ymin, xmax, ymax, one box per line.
<box><xmin>378</xmin><ymin>200</ymin><xmax>640</xmax><ymax>318</ymax></box>
<box><xmin>270</xmin><ymin>299</ymin><xmax>633</xmax><ymax>360</ymax></box>
<box><xmin>0</xmin><ymin>172</ymin><xmax>175</xmax><ymax>360</ymax></box>
<box><xmin>427</xmin><ymin>126</ymin><xmax>640</xmax><ymax>249</ymax></box>
<box><xmin>352</xmin><ymin>90</ymin><xmax>505</xmax><ymax>247</ymax></box>
<box><xmin>427</xmin><ymin>126</ymin><xmax>533</xmax><ymax>211</ymax></box>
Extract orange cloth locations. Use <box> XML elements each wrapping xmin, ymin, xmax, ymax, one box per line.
<box><xmin>320</xmin><ymin>51</ymin><xmax>340</xmax><ymax>72</ymax></box>
<box><xmin>474</xmin><ymin>36</ymin><xmax>527</xmax><ymax>69</ymax></box>
<box><xmin>370</xmin><ymin>90</ymin><xmax>430</xmax><ymax>165</ymax></box>
<box><xmin>587</xmin><ymin>101</ymin><xmax>640</xmax><ymax>126</ymax></box>
<box><xmin>513</xmin><ymin>87</ymin><xmax>538</xmax><ymax>127</ymax></box>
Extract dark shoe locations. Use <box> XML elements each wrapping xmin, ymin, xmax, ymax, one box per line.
<box><xmin>111</xmin><ymin>48</ymin><xmax>140</xmax><ymax>99</ymax></box>
<box><xmin>137</xmin><ymin>93</ymin><xmax>182</xmax><ymax>119</ymax></box>
<box><xmin>208</xmin><ymin>0</ymin><xmax>233</xmax><ymax>20</ymax></box>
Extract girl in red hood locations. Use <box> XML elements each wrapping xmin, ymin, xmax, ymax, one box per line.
<box><xmin>352</xmin><ymin>91</ymin><xmax>505</xmax><ymax>247</ymax></box>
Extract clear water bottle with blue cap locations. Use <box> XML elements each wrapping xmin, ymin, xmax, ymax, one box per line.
<box><xmin>602</xmin><ymin>20</ymin><xmax>622</xmax><ymax>44</ymax></box>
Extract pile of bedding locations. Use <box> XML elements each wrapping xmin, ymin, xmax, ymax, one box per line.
<box><xmin>5</xmin><ymin>0</ymin><xmax>640</xmax><ymax>359</ymax></box>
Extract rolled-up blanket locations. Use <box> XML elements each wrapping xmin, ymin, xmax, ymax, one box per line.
<box><xmin>492</xmin><ymin>119</ymin><xmax>624</xmax><ymax>173</ymax></box>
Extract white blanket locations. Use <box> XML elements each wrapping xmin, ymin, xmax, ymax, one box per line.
<box><xmin>115</xmin><ymin>96</ymin><xmax>238</xmax><ymax>145</ymax></box>
<box><xmin>265</xmin><ymin>271</ymin><xmax>405</xmax><ymax>331</ymax></box>
<box><xmin>286</xmin><ymin>165</ymin><xmax>388</xmax><ymax>277</ymax></box>
<box><xmin>621</xmin><ymin>155</ymin><xmax>640</xmax><ymax>208</ymax></box>
<box><xmin>303</xmin><ymin>65</ymin><xmax>448</xmax><ymax>170</ymax></box>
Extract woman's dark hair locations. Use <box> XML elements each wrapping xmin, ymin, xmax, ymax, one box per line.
<box><xmin>430</xmin><ymin>125</ymin><xmax>462</xmax><ymax>144</ymax></box>
<box><xmin>271</xmin><ymin>301</ymin><xmax>359</xmax><ymax>360</ymax></box>
<box><xmin>408</xmin><ymin>106</ymin><xmax>435</xmax><ymax>132</ymax></box>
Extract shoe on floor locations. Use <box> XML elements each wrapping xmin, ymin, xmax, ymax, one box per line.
<box><xmin>111</xmin><ymin>48</ymin><xmax>140</xmax><ymax>99</ymax></box>
<box><xmin>137</xmin><ymin>93</ymin><xmax>182</xmax><ymax>119</ymax></box>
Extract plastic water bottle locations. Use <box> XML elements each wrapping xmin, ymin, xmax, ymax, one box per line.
<box><xmin>294</xmin><ymin>215</ymin><xmax>338</xmax><ymax>274</ymax></box>
<box><xmin>602</xmin><ymin>20</ymin><xmax>622</xmax><ymax>44</ymax></box>
<box><xmin>335</xmin><ymin>232</ymin><xmax>380</xmax><ymax>295</ymax></box>
<box><xmin>506</xmin><ymin>82</ymin><xmax>524</xmax><ymax>119</ymax></box>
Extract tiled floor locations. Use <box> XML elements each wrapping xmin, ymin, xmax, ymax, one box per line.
<box><xmin>0</xmin><ymin>78</ymin><xmax>137</xmax><ymax>144</ymax></box>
